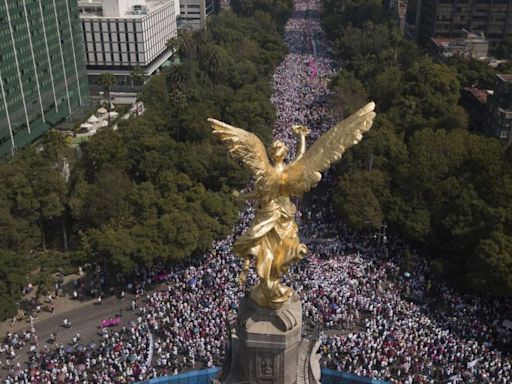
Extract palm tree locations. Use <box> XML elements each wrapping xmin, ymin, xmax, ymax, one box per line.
<box><xmin>178</xmin><ymin>29</ymin><xmax>196</xmax><ymax>59</ymax></box>
<box><xmin>166</xmin><ymin>28</ymin><xmax>200</xmax><ymax>61</ymax></box>
<box><xmin>167</xmin><ymin>64</ymin><xmax>188</xmax><ymax>91</ymax></box>
<box><xmin>170</xmin><ymin>89</ymin><xmax>187</xmax><ymax>142</ymax></box>
<box><xmin>194</xmin><ymin>30</ymin><xmax>207</xmax><ymax>55</ymax></box>
<box><xmin>41</xmin><ymin>130</ymin><xmax>69</xmax><ymax>250</ymax></box>
<box><xmin>166</xmin><ymin>36</ymin><xmax>180</xmax><ymax>54</ymax></box>
<box><xmin>129</xmin><ymin>66</ymin><xmax>145</xmax><ymax>89</ymax></box>
<box><xmin>98</xmin><ymin>72</ymin><xmax>116</xmax><ymax>122</ymax></box>
<box><xmin>199</xmin><ymin>47</ymin><xmax>221</xmax><ymax>81</ymax></box>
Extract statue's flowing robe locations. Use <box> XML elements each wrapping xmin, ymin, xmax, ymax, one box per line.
<box><xmin>233</xmin><ymin>196</ymin><xmax>304</xmax><ymax>298</ymax></box>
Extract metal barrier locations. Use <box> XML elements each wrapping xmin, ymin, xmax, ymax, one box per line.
<box><xmin>136</xmin><ymin>367</ymin><xmax>388</xmax><ymax>384</ymax></box>
<box><xmin>321</xmin><ymin>368</ymin><xmax>389</xmax><ymax>384</ymax></box>
<box><xmin>137</xmin><ymin>368</ymin><xmax>220</xmax><ymax>384</ymax></box>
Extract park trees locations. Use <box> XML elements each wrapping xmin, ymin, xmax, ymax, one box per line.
<box><xmin>468</xmin><ymin>230</ymin><xmax>512</xmax><ymax>296</ymax></box>
<box><xmin>494</xmin><ymin>36</ymin><xmax>512</xmax><ymax>60</ymax></box>
<box><xmin>73</xmin><ymin>6</ymin><xmax>285</xmax><ymax>274</ymax></box>
<box><xmin>322</xmin><ymin>0</ymin><xmax>512</xmax><ymax>294</ymax></box>
<box><xmin>0</xmin><ymin>250</ymin><xmax>27</xmax><ymax>320</ymax></box>
<box><xmin>0</xmin><ymin>4</ymin><xmax>289</xmax><ymax>319</ymax></box>
<box><xmin>332</xmin><ymin>170</ymin><xmax>389</xmax><ymax>230</ymax></box>
<box><xmin>230</xmin><ymin>0</ymin><xmax>294</xmax><ymax>28</ymax></box>
<box><xmin>446</xmin><ymin>56</ymin><xmax>496</xmax><ymax>89</ymax></box>
<box><xmin>130</xmin><ymin>66</ymin><xmax>145</xmax><ymax>89</ymax></box>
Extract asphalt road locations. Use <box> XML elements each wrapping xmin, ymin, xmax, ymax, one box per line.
<box><xmin>3</xmin><ymin>293</ymin><xmax>139</xmax><ymax>376</ymax></box>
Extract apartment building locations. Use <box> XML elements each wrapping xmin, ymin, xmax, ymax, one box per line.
<box><xmin>416</xmin><ymin>0</ymin><xmax>512</xmax><ymax>46</ymax></box>
<box><xmin>485</xmin><ymin>73</ymin><xmax>512</xmax><ymax>141</ymax></box>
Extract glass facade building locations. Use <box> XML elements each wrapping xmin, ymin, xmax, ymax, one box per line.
<box><xmin>0</xmin><ymin>0</ymin><xmax>90</xmax><ymax>157</ymax></box>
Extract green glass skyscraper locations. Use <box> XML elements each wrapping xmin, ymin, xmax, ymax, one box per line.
<box><xmin>0</xmin><ymin>0</ymin><xmax>90</xmax><ymax>157</ymax></box>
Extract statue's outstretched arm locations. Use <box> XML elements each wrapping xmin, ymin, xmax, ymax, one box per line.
<box><xmin>291</xmin><ymin>125</ymin><xmax>311</xmax><ymax>163</ymax></box>
<box><xmin>284</xmin><ymin>102</ymin><xmax>376</xmax><ymax>197</ymax></box>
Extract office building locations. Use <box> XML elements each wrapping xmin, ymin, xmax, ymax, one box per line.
<box><xmin>484</xmin><ymin>74</ymin><xmax>512</xmax><ymax>141</ymax></box>
<box><xmin>78</xmin><ymin>0</ymin><xmax>177</xmax><ymax>85</ymax></box>
<box><xmin>416</xmin><ymin>0</ymin><xmax>512</xmax><ymax>46</ymax></box>
<box><xmin>218</xmin><ymin>0</ymin><xmax>230</xmax><ymax>10</ymax></box>
<box><xmin>0</xmin><ymin>0</ymin><xmax>90</xmax><ymax>157</ymax></box>
<box><xmin>179</xmin><ymin>0</ymin><xmax>214</xmax><ymax>30</ymax></box>
<box><xmin>384</xmin><ymin>0</ymin><xmax>408</xmax><ymax>33</ymax></box>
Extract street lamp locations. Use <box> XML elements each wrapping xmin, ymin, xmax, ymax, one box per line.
<box><xmin>377</xmin><ymin>222</ymin><xmax>387</xmax><ymax>249</ymax></box>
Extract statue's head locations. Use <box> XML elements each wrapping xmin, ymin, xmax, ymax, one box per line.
<box><xmin>270</xmin><ymin>140</ymin><xmax>288</xmax><ymax>163</ymax></box>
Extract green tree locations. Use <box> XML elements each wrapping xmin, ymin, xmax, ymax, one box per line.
<box><xmin>494</xmin><ymin>36</ymin><xmax>512</xmax><ymax>60</ymax></box>
<box><xmin>170</xmin><ymin>89</ymin><xmax>187</xmax><ymax>141</ymax></box>
<box><xmin>332</xmin><ymin>170</ymin><xmax>389</xmax><ymax>230</ymax></box>
<box><xmin>199</xmin><ymin>45</ymin><xmax>224</xmax><ymax>81</ymax></box>
<box><xmin>130</xmin><ymin>66</ymin><xmax>145</xmax><ymax>89</ymax></box>
<box><xmin>98</xmin><ymin>72</ymin><xmax>116</xmax><ymax>121</ymax></box>
<box><xmin>41</xmin><ymin>130</ymin><xmax>71</xmax><ymax>250</ymax></box>
<box><xmin>0</xmin><ymin>250</ymin><xmax>27</xmax><ymax>320</ymax></box>
<box><xmin>79</xmin><ymin>166</ymin><xmax>134</xmax><ymax>229</ymax></box>
<box><xmin>141</xmin><ymin>75</ymin><xmax>170</xmax><ymax>110</ymax></box>
<box><xmin>329</xmin><ymin>70</ymin><xmax>369</xmax><ymax>116</ymax></box>
<box><xmin>167</xmin><ymin>29</ymin><xmax>203</xmax><ymax>61</ymax></box>
<box><xmin>0</xmin><ymin>1</ymin><xmax>294</xmax><ymax>316</ymax></box>
<box><xmin>167</xmin><ymin>64</ymin><xmax>189</xmax><ymax>91</ymax></box>
<box><xmin>446</xmin><ymin>55</ymin><xmax>496</xmax><ymax>89</ymax></box>
<box><xmin>321</xmin><ymin>0</ymin><xmax>512</xmax><ymax>294</ymax></box>
<box><xmin>468</xmin><ymin>230</ymin><xmax>512</xmax><ymax>295</ymax></box>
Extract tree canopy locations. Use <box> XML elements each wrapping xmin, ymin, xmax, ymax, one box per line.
<box><xmin>323</xmin><ymin>0</ymin><xmax>512</xmax><ymax>295</ymax></box>
<box><xmin>0</xmin><ymin>3</ymin><xmax>289</xmax><ymax>320</ymax></box>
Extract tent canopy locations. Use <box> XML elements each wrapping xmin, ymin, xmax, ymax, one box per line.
<box><xmin>87</xmin><ymin>115</ymin><xmax>99</xmax><ymax>123</ymax></box>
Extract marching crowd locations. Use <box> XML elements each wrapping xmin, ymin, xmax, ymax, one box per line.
<box><xmin>2</xmin><ymin>0</ymin><xmax>512</xmax><ymax>383</ymax></box>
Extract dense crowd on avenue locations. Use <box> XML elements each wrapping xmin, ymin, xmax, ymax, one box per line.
<box><xmin>2</xmin><ymin>0</ymin><xmax>512</xmax><ymax>383</ymax></box>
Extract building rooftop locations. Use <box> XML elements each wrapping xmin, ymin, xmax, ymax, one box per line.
<box><xmin>463</xmin><ymin>87</ymin><xmax>492</xmax><ymax>104</ymax></box>
<box><xmin>78</xmin><ymin>0</ymin><xmax>170</xmax><ymax>19</ymax></box>
<box><xmin>431</xmin><ymin>29</ymin><xmax>488</xmax><ymax>48</ymax></box>
<box><xmin>431</xmin><ymin>36</ymin><xmax>487</xmax><ymax>48</ymax></box>
<box><xmin>431</xmin><ymin>37</ymin><xmax>462</xmax><ymax>47</ymax></box>
<box><xmin>497</xmin><ymin>74</ymin><xmax>512</xmax><ymax>83</ymax></box>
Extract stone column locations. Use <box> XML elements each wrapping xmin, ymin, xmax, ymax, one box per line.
<box><xmin>236</xmin><ymin>293</ymin><xmax>302</xmax><ymax>384</ymax></box>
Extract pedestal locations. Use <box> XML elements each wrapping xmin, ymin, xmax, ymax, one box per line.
<box><xmin>236</xmin><ymin>293</ymin><xmax>302</xmax><ymax>384</ymax></box>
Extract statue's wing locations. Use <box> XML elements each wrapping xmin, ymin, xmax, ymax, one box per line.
<box><xmin>208</xmin><ymin>118</ymin><xmax>278</xmax><ymax>193</ymax></box>
<box><xmin>285</xmin><ymin>102</ymin><xmax>376</xmax><ymax>196</ymax></box>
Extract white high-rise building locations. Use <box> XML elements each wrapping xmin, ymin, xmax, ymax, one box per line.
<box><xmin>78</xmin><ymin>0</ymin><xmax>177</xmax><ymax>85</ymax></box>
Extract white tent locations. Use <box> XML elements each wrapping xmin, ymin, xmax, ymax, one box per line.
<box><xmin>80</xmin><ymin>123</ymin><xmax>93</xmax><ymax>129</ymax></box>
<box><xmin>87</xmin><ymin>115</ymin><xmax>99</xmax><ymax>123</ymax></box>
<box><xmin>97</xmin><ymin>107</ymin><xmax>108</xmax><ymax>114</ymax></box>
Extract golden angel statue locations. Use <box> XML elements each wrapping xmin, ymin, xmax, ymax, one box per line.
<box><xmin>208</xmin><ymin>102</ymin><xmax>376</xmax><ymax>309</ymax></box>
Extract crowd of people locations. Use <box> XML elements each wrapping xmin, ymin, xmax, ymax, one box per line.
<box><xmin>2</xmin><ymin>0</ymin><xmax>512</xmax><ymax>383</ymax></box>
